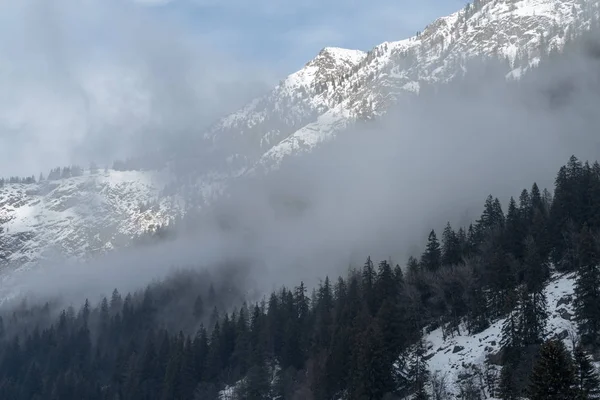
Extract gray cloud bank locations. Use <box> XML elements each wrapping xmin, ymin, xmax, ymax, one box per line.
<box><xmin>4</xmin><ymin>22</ymin><xmax>600</xmax><ymax>310</ymax></box>
<box><xmin>0</xmin><ymin>0</ymin><xmax>270</xmax><ymax>177</ymax></box>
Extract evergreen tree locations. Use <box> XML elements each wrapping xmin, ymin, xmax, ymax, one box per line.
<box><xmin>362</xmin><ymin>257</ymin><xmax>377</xmax><ymax>313</ymax></box>
<box><xmin>408</xmin><ymin>337</ymin><xmax>430</xmax><ymax>400</ymax></box>
<box><xmin>235</xmin><ymin>362</ymin><xmax>271</xmax><ymax>400</ymax></box>
<box><xmin>441</xmin><ymin>222</ymin><xmax>462</xmax><ymax>266</ymax></box>
<box><xmin>573</xmin><ymin>343</ymin><xmax>600</xmax><ymax>399</ymax></box>
<box><xmin>522</xmin><ymin>236</ymin><xmax>549</xmax><ymax>294</ymax></box>
<box><xmin>407</xmin><ymin>256</ymin><xmax>420</xmax><ymax>279</ymax></box>
<box><xmin>421</xmin><ymin>230</ymin><xmax>442</xmax><ymax>272</ymax></box>
<box><xmin>350</xmin><ymin>317</ymin><xmax>396</xmax><ymax>399</ymax></box>
<box><xmin>498</xmin><ymin>362</ymin><xmax>518</xmax><ymax>400</ymax></box>
<box><xmin>574</xmin><ymin>225</ymin><xmax>600</xmax><ymax>347</ymax></box>
<box><xmin>519</xmin><ymin>189</ymin><xmax>531</xmax><ymax>223</ymax></box>
<box><xmin>528</xmin><ymin>340</ymin><xmax>576</xmax><ymax>400</ymax></box>
<box><xmin>465</xmin><ymin>260</ymin><xmax>489</xmax><ymax>334</ymax></box>
<box><xmin>500</xmin><ymin>309</ymin><xmax>520</xmax><ymax>351</ymax></box>
<box><xmin>519</xmin><ymin>287</ymin><xmax>547</xmax><ymax>347</ymax></box>
<box><xmin>505</xmin><ymin>196</ymin><xmax>525</xmax><ymax>261</ymax></box>
<box><xmin>480</xmin><ymin>230</ymin><xmax>514</xmax><ymax>318</ymax></box>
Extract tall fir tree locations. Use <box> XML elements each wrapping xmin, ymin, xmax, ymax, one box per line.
<box><xmin>573</xmin><ymin>343</ymin><xmax>600</xmax><ymax>399</ymax></box>
<box><xmin>505</xmin><ymin>196</ymin><xmax>526</xmax><ymax>261</ymax></box>
<box><xmin>574</xmin><ymin>225</ymin><xmax>600</xmax><ymax>348</ymax></box>
<box><xmin>421</xmin><ymin>230</ymin><xmax>442</xmax><ymax>272</ymax></box>
<box><xmin>441</xmin><ymin>222</ymin><xmax>462</xmax><ymax>266</ymax></box>
<box><xmin>528</xmin><ymin>340</ymin><xmax>576</xmax><ymax>400</ymax></box>
<box><xmin>408</xmin><ymin>337</ymin><xmax>430</xmax><ymax>400</ymax></box>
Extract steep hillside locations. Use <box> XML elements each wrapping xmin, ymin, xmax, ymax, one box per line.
<box><xmin>0</xmin><ymin>170</ymin><xmax>182</xmax><ymax>270</ymax></box>
<box><xmin>202</xmin><ymin>47</ymin><xmax>367</xmax><ymax>169</ymax></box>
<box><xmin>2</xmin><ymin>0</ymin><xmax>600</xmax><ymax>270</ymax></box>
<box><xmin>209</xmin><ymin>0</ymin><xmax>600</xmax><ymax>172</ymax></box>
<box><xmin>424</xmin><ymin>272</ymin><xmax>577</xmax><ymax>397</ymax></box>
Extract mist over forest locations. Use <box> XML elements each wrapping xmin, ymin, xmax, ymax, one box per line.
<box><xmin>3</xmin><ymin>30</ymin><xmax>600</xmax><ymax>312</ymax></box>
<box><xmin>4</xmin><ymin>1</ymin><xmax>600</xmax><ymax>399</ymax></box>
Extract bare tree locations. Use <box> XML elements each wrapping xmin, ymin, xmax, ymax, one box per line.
<box><xmin>431</xmin><ymin>371</ymin><xmax>451</xmax><ymax>400</ymax></box>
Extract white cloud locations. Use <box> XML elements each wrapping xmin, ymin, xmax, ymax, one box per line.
<box><xmin>0</xmin><ymin>0</ymin><xmax>472</xmax><ymax>177</ymax></box>
<box><xmin>0</xmin><ymin>0</ymin><xmax>272</xmax><ymax>176</ymax></box>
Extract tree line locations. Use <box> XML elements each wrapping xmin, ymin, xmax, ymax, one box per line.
<box><xmin>1</xmin><ymin>155</ymin><xmax>600</xmax><ymax>399</ymax></box>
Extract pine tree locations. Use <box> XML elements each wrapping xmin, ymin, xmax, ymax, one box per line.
<box><xmin>350</xmin><ymin>317</ymin><xmax>396</xmax><ymax>399</ymax></box>
<box><xmin>528</xmin><ymin>340</ymin><xmax>576</xmax><ymax>400</ymax></box>
<box><xmin>441</xmin><ymin>222</ymin><xmax>462</xmax><ymax>266</ymax></box>
<box><xmin>573</xmin><ymin>344</ymin><xmax>600</xmax><ymax>399</ymax></box>
<box><xmin>588</xmin><ymin>162</ymin><xmax>600</xmax><ymax>231</ymax></box>
<box><xmin>519</xmin><ymin>287</ymin><xmax>547</xmax><ymax>347</ymax></box>
<box><xmin>522</xmin><ymin>236</ymin><xmax>549</xmax><ymax>294</ymax></box>
<box><xmin>235</xmin><ymin>362</ymin><xmax>271</xmax><ymax>400</ymax></box>
<box><xmin>408</xmin><ymin>337</ymin><xmax>430</xmax><ymax>400</ymax></box>
<box><xmin>574</xmin><ymin>225</ymin><xmax>600</xmax><ymax>347</ymax></box>
<box><xmin>519</xmin><ymin>189</ymin><xmax>531</xmax><ymax>224</ymax></box>
<box><xmin>505</xmin><ymin>196</ymin><xmax>525</xmax><ymax>260</ymax></box>
<box><xmin>498</xmin><ymin>362</ymin><xmax>518</xmax><ymax>400</ymax></box>
<box><xmin>500</xmin><ymin>309</ymin><xmax>520</xmax><ymax>351</ymax></box>
<box><xmin>466</xmin><ymin>260</ymin><xmax>489</xmax><ymax>334</ymax></box>
<box><xmin>476</xmin><ymin>195</ymin><xmax>505</xmax><ymax>240</ymax></box>
<box><xmin>480</xmin><ymin>230</ymin><xmax>514</xmax><ymax>318</ymax></box>
<box><xmin>110</xmin><ymin>289</ymin><xmax>123</xmax><ymax>314</ymax></box>
<box><xmin>528</xmin><ymin>184</ymin><xmax>550</xmax><ymax>258</ymax></box>
<box><xmin>551</xmin><ymin>166</ymin><xmax>574</xmax><ymax>269</ymax></box>
<box><xmin>421</xmin><ymin>230</ymin><xmax>442</xmax><ymax>272</ymax></box>
<box><xmin>407</xmin><ymin>256</ymin><xmax>420</xmax><ymax>279</ymax></box>
<box><xmin>362</xmin><ymin>257</ymin><xmax>377</xmax><ymax>313</ymax></box>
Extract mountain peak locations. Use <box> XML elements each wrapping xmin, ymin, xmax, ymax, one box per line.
<box><xmin>283</xmin><ymin>46</ymin><xmax>366</xmax><ymax>92</ymax></box>
<box><xmin>315</xmin><ymin>46</ymin><xmax>367</xmax><ymax>65</ymax></box>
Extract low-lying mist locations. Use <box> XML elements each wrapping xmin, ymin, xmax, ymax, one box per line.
<box><xmin>211</xmin><ymin>37</ymin><xmax>600</xmax><ymax>286</ymax></box>
<box><xmin>4</xmin><ymin>32</ymin><xmax>600</xmax><ymax>316</ymax></box>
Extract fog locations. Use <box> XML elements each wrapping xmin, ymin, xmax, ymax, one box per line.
<box><xmin>3</xmin><ymin>5</ymin><xmax>600</xmax><ymax>311</ymax></box>
<box><xmin>0</xmin><ymin>0</ymin><xmax>271</xmax><ymax>177</ymax></box>
<box><xmin>201</xmin><ymin>41</ymin><xmax>600</xmax><ymax>288</ymax></box>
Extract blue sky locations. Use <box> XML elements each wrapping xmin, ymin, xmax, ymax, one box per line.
<box><xmin>140</xmin><ymin>0</ymin><xmax>465</xmax><ymax>76</ymax></box>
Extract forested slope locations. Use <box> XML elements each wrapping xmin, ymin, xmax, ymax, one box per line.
<box><xmin>1</xmin><ymin>156</ymin><xmax>600</xmax><ymax>399</ymax></box>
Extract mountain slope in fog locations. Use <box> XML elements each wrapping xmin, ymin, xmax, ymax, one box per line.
<box><xmin>0</xmin><ymin>170</ymin><xmax>182</xmax><ymax>269</ymax></box>
<box><xmin>208</xmin><ymin>0</ymin><xmax>600</xmax><ymax>173</ymax></box>
<box><xmin>2</xmin><ymin>0</ymin><xmax>600</xmax><ymax>270</ymax></box>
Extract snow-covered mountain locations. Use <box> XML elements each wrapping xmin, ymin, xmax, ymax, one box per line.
<box><xmin>2</xmin><ymin>0</ymin><xmax>600</xmax><ymax>269</ymax></box>
<box><xmin>0</xmin><ymin>170</ymin><xmax>183</xmax><ymax>270</ymax></box>
<box><xmin>208</xmin><ymin>0</ymin><xmax>600</xmax><ymax>173</ymax></box>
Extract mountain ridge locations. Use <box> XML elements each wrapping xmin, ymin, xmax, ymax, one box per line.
<box><xmin>209</xmin><ymin>0</ymin><xmax>599</xmax><ymax>173</ymax></box>
<box><xmin>1</xmin><ymin>0</ymin><xmax>600</xmax><ymax>270</ymax></box>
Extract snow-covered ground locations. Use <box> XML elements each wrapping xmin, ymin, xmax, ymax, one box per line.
<box><xmin>425</xmin><ymin>271</ymin><xmax>577</xmax><ymax>397</ymax></box>
<box><xmin>0</xmin><ymin>169</ymin><xmax>184</xmax><ymax>270</ymax></box>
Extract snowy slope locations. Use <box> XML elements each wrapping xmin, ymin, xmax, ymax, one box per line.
<box><xmin>424</xmin><ymin>272</ymin><xmax>577</xmax><ymax>397</ymax></box>
<box><xmin>0</xmin><ymin>170</ymin><xmax>184</xmax><ymax>270</ymax></box>
<box><xmin>202</xmin><ymin>46</ymin><xmax>367</xmax><ymax>163</ymax></box>
<box><xmin>208</xmin><ymin>0</ymin><xmax>600</xmax><ymax>172</ymax></box>
<box><xmin>2</xmin><ymin>0</ymin><xmax>600</xmax><ymax>270</ymax></box>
